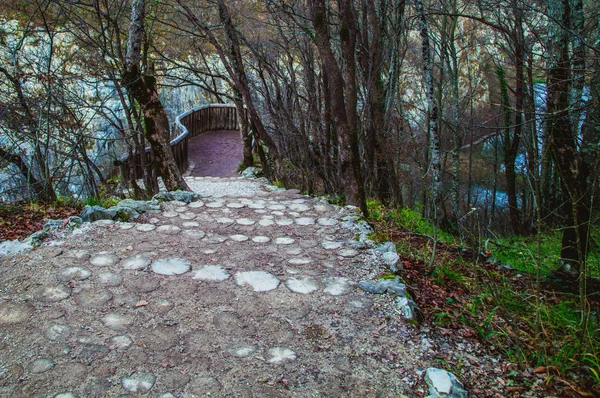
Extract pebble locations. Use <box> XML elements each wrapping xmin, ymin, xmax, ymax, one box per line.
<box><xmin>235</xmin><ymin>271</ymin><xmax>280</xmax><ymax>292</ymax></box>
<box><xmin>90</xmin><ymin>252</ymin><xmax>119</xmax><ymax>266</ymax></box>
<box><xmin>120</xmin><ymin>254</ymin><xmax>152</xmax><ymax>270</ymax></box>
<box><xmin>151</xmin><ymin>258</ymin><xmax>191</xmax><ymax>275</ymax></box>
<box><xmin>285</xmin><ymin>277</ymin><xmax>318</xmax><ymax>294</ymax></box>
<box><xmin>193</xmin><ymin>265</ymin><xmax>230</xmax><ymax>282</ymax></box>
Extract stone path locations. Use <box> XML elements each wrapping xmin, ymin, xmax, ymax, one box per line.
<box><xmin>0</xmin><ymin>177</ymin><xmax>431</xmax><ymax>397</ymax></box>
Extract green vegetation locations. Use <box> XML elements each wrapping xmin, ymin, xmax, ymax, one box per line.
<box><xmin>366</xmin><ymin>199</ymin><xmax>600</xmax><ymax>393</ymax></box>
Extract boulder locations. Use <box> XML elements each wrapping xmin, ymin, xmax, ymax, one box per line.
<box><xmin>153</xmin><ymin>191</ymin><xmax>200</xmax><ymax>204</ymax></box>
<box><xmin>358</xmin><ymin>277</ymin><xmax>406</xmax><ymax>296</ymax></box>
<box><xmin>396</xmin><ymin>296</ymin><xmax>421</xmax><ymax>322</ymax></box>
<box><xmin>116</xmin><ymin>198</ymin><xmax>160</xmax><ymax>213</ymax></box>
<box><xmin>240</xmin><ymin>167</ymin><xmax>262</xmax><ymax>178</ymax></box>
<box><xmin>79</xmin><ymin>205</ymin><xmax>116</xmax><ymax>222</ymax></box>
<box><xmin>0</xmin><ymin>239</ymin><xmax>34</xmax><ymax>256</ymax></box>
<box><xmin>374</xmin><ymin>241</ymin><xmax>397</xmax><ymax>254</ymax></box>
<box><xmin>107</xmin><ymin>206</ymin><xmax>140</xmax><ymax>222</ymax></box>
<box><xmin>382</xmin><ymin>251</ymin><xmax>401</xmax><ymax>271</ymax></box>
<box><xmin>424</xmin><ymin>368</ymin><xmax>468</xmax><ymax>398</ymax></box>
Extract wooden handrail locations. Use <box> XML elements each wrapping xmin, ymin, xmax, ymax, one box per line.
<box><xmin>115</xmin><ymin>104</ymin><xmax>241</xmax><ymax>186</ymax></box>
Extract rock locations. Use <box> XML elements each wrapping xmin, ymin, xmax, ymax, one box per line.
<box><xmin>79</xmin><ymin>205</ymin><xmax>116</xmax><ymax>222</ymax></box>
<box><xmin>116</xmin><ymin>198</ymin><xmax>160</xmax><ymax>213</ymax></box>
<box><xmin>396</xmin><ymin>296</ymin><xmax>421</xmax><ymax>322</ymax></box>
<box><xmin>121</xmin><ymin>371</ymin><xmax>156</xmax><ymax>393</ymax></box>
<box><xmin>153</xmin><ymin>191</ymin><xmax>200</xmax><ymax>204</ymax></box>
<box><xmin>107</xmin><ymin>206</ymin><xmax>140</xmax><ymax>222</ymax></box>
<box><xmin>235</xmin><ymin>271</ymin><xmax>280</xmax><ymax>292</ymax></box>
<box><xmin>424</xmin><ymin>368</ymin><xmax>468</xmax><ymax>398</ymax></box>
<box><xmin>266</xmin><ymin>347</ymin><xmax>297</xmax><ymax>364</ymax></box>
<box><xmin>358</xmin><ymin>277</ymin><xmax>406</xmax><ymax>296</ymax></box>
<box><xmin>374</xmin><ymin>241</ymin><xmax>397</xmax><ymax>254</ymax></box>
<box><xmin>151</xmin><ymin>258</ymin><xmax>191</xmax><ymax>275</ymax></box>
<box><xmin>0</xmin><ymin>239</ymin><xmax>33</xmax><ymax>256</ymax></box>
<box><xmin>241</xmin><ymin>166</ymin><xmax>262</xmax><ymax>178</ymax></box>
<box><xmin>382</xmin><ymin>251</ymin><xmax>401</xmax><ymax>271</ymax></box>
<box><xmin>23</xmin><ymin>229</ymin><xmax>50</xmax><ymax>247</ymax></box>
<box><xmin>67</xmin><ymin>216</ymin><xmax>83</xmax><ymax>229</ymax></box>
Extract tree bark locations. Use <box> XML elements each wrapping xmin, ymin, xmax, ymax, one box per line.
<box><xmin>123</xmin><ymin>0</ymin><xmax>190</xmax><ymax>192</ymax></box>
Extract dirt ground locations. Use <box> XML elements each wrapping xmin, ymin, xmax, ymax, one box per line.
<box><xmin>188</xmin><ymin>130</ymin><xmax>243</xmax><ymax>177</ymax></box>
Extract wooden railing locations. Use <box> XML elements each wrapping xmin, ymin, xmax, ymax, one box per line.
<box><xmin>114</xmin><ymin>104</ymin><xmax>240</xmax><ymax>186</ymax></box>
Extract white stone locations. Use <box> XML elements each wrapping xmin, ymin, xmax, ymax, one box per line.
<box><xmin>259</xmin><ymin>219</ymin><xmax>275</xmax><ymax>227</ymax></box>
<box><xmin>227</xmin><ymin>343</ymin><xmax>257</xmax><ymax>358</ymax></box>
<box><xmin>322</xmin><ymin>241</ymin><xmax>343</xmax><ymax>250</ymax></box>
<box><xmin>182</xmin><ymin>221</ymin><xmax>200</xmax><ymax>228</ymax></box>
<box><xmin>110</xmin><ymin>335</ymin><xmax>133</xmax><ymax>349</ymax></box>
<box><xmin>424</xmin><ymin>368</ymin><xmax>468</xmax><ymax>398</ymax></box>
<box><xmin>44</xmin><ymin>324</ymin><xmax>71</xmax><ymax>342</ymax></box>
<box><xmin>93</xmin><ymin>219</ymin><xmax>114</xmax><ymax>226</ymax></box>
<box><xmin>318</xmin><ymin>218</ymin><xmax>338</xmax><ymax>226</ymax></box>
<box><xmin>271</xmin><ymin>211</ymin><xmax>285</xmax><ymax>216</ymax></box>
<box><xmin>121</xmin><ymin>371</ymin><xmax>156</xmax><ymax>393</ymax></box>
<box><xmin>338</xmin><ymin>249</ymin><xmax>359</xmax><ymax>258</ymax></box>
<box><xmin>90</xmin><ymin>252</ymin><xmax>119</xmax><ymax>267</ymax></box>
<box><xmin>136</xmin><ymin>223</ymin><xmax>156</xmax><ymax>232</ymax></box>
<box><xmin>188</xmin><ymin>201</ymin><xmax>204</xmax><ymax>208</ymax></box>
<box><xmin>236</xmin><ymin>218</ymin><xmax>256</xmax><ymax>226</ymax></box>
<box><xmin>323</xmin><ymin>277</ymin><xmax>353</xmax><ymax>296</ymax></box>
<box><xmin>120</xmin><ymin>254</ymin><xmax>152</xmax><ymax>270</ymax></box>
<box><xmin>118</xmin><ymin>223</ymin><xmax>135</xmax><ymax>230</ymax></box>
<box><xmin>179</xmin><ymin>212</ymin><xmax>197</xmax><ymax>220</ymax></box>
<box><xmin>288</xmin><ymin>258</ymin><xmax>313</xmax><ymax>265</ymax></box>
<box><xmin>151</xmin><ymin>258</ymin><xmax>191</xmax><ymax>275</ymax></box>
<box><xmin>252</xmin><ymin>236</ymin><xmax>271</xmax><ymax>243</ymax></box>
<box><xmin>206</xmin><ymin>201</ymin><xmax>225</xmax><ymax>208</ymax></box>
<box><xmin>285</xmin><ymin>277</ymin><xmax>318</xmax><ymax>294</ymax></box>
<box><xmin>235</xmin><ymin>271</ymin><xmax>280</xmax><ymax>292</ymax></box>
<box><xmin>162</xmin><ymin>211</ymin><xmax>178</xmax><ymax>218</ymax></box>
<box><xmin>295</xmin><ymin>217</ymin><xmax>315</xmax><ymax>225</ymax></box>
<box><xmin>275</xmin><ymin>218</ymin><xmax>294</xmax><ymax>226</ymax></box>
<box><xmin>216</xmin><ymin>217</ymin><xmax>234</xmax><ymax>224</ymax></box>
<box><xmin>148</xmin><ymin>217</ymin><xmax>160</xmax><ymax>224</ymax></box>
<box><xmin>30</xmin><ymin>358</ymin><xmax>55</xmax><ymax>374</ymax></box>
<box><xmin>193</xmin><ymin>265</ymin><xmax>230</xmax><ymax>282</ymax></box>
<box><xmin>157</xmin><ymin>225</ymin><xmax>181</xmax><ymax>234</ymax></box>
<box><xmin>102</xmin><ymin>313</ymin><xmax>133</xmax><ymax>330</ymax></box>
<box><xmin>58</xmin><ymin>267</ymin><xmax>92</xmax><ymax>281</ymax></box>
<box><xmin>274</xmin><ymin>237</ymin><xmax>295</xmax><ymax>245</ymax></box>
<box><xmin>182</xmin><ymin>230</ymin><xmax>206</xmax><ymax>239</ymax></box>
<box><xmin>226</xmin><ymin>202</ymin><xmax>245</xmax><ymax>208</ymax></box>
<box><xmin>230</xmin><ymin>234</ymin><xmax>249</xmax><ymax>242</ymax></box>
<box><xmin>289</xmin><ymin>203</ymin><xmax>310</xmax><ymax>212</ymax></box>
<box><xmin>266</xmin><ymin>347</ymin><xmax>297</xmax><ymax>364</ymax></box>
<box><xmin>267</xmin><ymin>204</ymin><xmax>286</xmax><ymax>211</ymax></box>
<box><xmin>97</xmin><ymin>271</ymin><xmax>123</xmax><ymax>286</ymax></box>
<box><xmin>382</xmin><ymin>251</ymin><xmax>400</xmax><ymax>268</ymax></box>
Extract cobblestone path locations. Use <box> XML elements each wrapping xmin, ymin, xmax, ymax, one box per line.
<box><xmin>0</xmin><ymin>177</ymin><xmax>425</xmax><ymax>397</ymax></box>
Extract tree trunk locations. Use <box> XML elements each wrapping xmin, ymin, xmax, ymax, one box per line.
<box><xmin>123</xmin><ymin>0</ymin><xmax>189</xmax><ymax>192</ymax></box>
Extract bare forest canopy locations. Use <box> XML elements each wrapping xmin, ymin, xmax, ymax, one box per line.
<box><xmin>0</xmin><ymin>0</ymin><xmax>598</xmax><ymax>273</ymax></box>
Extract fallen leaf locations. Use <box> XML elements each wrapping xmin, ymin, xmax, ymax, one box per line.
<box><xmin>135</xmin><ymin>300</ymin><xmax>149</xmax><ymax>307</ymax></box>
<box><xmin>533</xmin><ymin>366</ymin><xmax>546</xmax><ymax>374</ymax></box>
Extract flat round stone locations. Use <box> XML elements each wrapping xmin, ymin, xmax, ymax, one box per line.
<box><xmin>314</xmin><ymin>204</ymin><xmax>331</xmax><ymax>212</ymax></box>
<box><xmin>36</xmin><ymin>285</ymin><xmax>72</xmax><ymax>302</ymax></box>
<box><xmin>182</xmin><ymin>230</ymin><xmax>206</xmax><ymax>239</ymax></box>
<box><xmin>274</xmin><ymin>237</ymin><xmax>295</xmax><ymax>245</ymax></box>
<box><xmin>234</xmin><ymin>271</ymin><xmax>280</xmax><ymax>292</ymax></box>
<box><xmin>30</xmin><ymin>358</ymin><xmax>55</xmax><ymax>374</ymax></box>
<box><xmin>289</xmin><ymin>203</ymin><xmax>310</xmax><ymax>212</ymax></box>
<box><xmin>179</xmin><ymin>212</ymin><xmax>197</xmax><ymax>220</ymax></box>
<box><xmin>193</xmin><ymin>265</ymin><xmax>230</xmax><ymax>282</ymax></box>
<box><xmin>151</xmin><ymin>258</ymin><xmax>191</xmax><ymax>275</ymax></box>
<box><xmin>259</xmin><ymin>219</ymin><xmax>275</xmax><ymax>227</ymax></box>
<box><xmin>236</xmin><ymin>218</ymin><xmax>256</xmax><ymax>226</ymax></box>
<box><xmin>318</xmin><ymin>218</ymin><xmax>338</xmax><ymax>226</ymax></box>
<box><xmin>271</xmin><ymin>211</ymin><xmax>285</xmax><ymax>216</ymax></box>
<box><xmin>76</xmin><ymin>289</ymin><xmax>113</xmax><ymax>308</ymax></box>
<box><xmin>323</xmin><ymin>277</ymin><xmax>353</xmax><ymax>296</ymax></box>
<box><xmin>122</xmin><ymin>371</ymin><xmax>156</xmax><ymax>393</ymax></box>
<box><xmin>157</xmin><ymin>225</ymin><xmax>181</xmax><ymax>234</ymax></box>
<box><xmin>136</xmin><ymin>224</ymin><xmax>156</xmax><ymax>232</ymax></box>
<box><xmin>252</xmin><ymin>236</ymin><xmax>271</xmax><ymax>243</ymax></box>
<box><xmin>216</xmin><ymin>217</ymin><xmax>234</xmax><ymax>224</ymax></box>
<box><xmin>288</xmin><ymin>258</ymin><xmax>313</xmax><ymax>265</ymax></box>
<box><xmin>102</xmin><ymin>313</ymin><xmax>133</xmax><ymax>331</ymax></box>
<box><xmin>338</xmin><ymin>249</ymin><xmax>359</xmax><ymax>258</ymax></box>
<box><xmin>120</xmin><ymin>254</ymin><xmax>151</xmax><ymax>270</ymax></box>
<box><xmin>148</xmin><ymin>217</ymin><xmax>160</xmax><ymax>224</ymax></box>
<box><xmin>93</xmin><ymin>219</ymin><xmax>114</xmax><ymax>226</ymax></box>
<box><xmin>119</xmin><ymin>223</ymin><xmax>135</xmax><ymax>230</ymax></box>
<box><xmin>322</xmin><ymin>241</ymin><xmax>344</xmax><ymax>250</ymax></box>
<box><xmin>248</xmin><ymin>202</ymin><xmax>265</xmax><ymax>209</ymax></box>
<box><xmin>227</xmin><ymin>343</ymin><xmax>257</xmax><ymax>358</ymax></box>
<box><xmin>266</xmin><ymin>347</ymin><xmax>297</xmax><ymax>364</ymax></box>
<box><xmin>285</xmin><ymin>277</ymin><xmax>318</xmax><ymax>294</ymax></box>
<box><xmin>206</xmin><ymin>201</ymin><xmax>224</xmax><ymax>208</ymax></box>
<box><xmin>162</xmin><ymin>211</ymin><xmax>178</xmax><ymax>218</ymax></box>
<box><xmin>0</xmin><ymin>303</ymin><xmax>33</xmax><ymax>325</ymax></box>
<box><xmin>110</xmin><ymin>335</ymin><xmax>133</xmax><ymax>349</ymax></box>
<box><xmin>275</xmin><ymin>218</ymin><xmax>294</xmax><ymax>226</ymax></box>
<box><xmin>188</xmin><ymin>201</ymin><xmax>204</xmax><ymax>208</ymax></box>
<box><xmin>229</xmin><ymin>234</ymin><xmax>249</xmax><ymax>242</ymax></box>
<box><xmin>57</xmin><ymin>267</ymin><xmax>92</xmax><ymax>282</ymax></box>
<box><xmin>286</xmin><ymin>247</ymin><xmax>303</xmax><ymax>255</ymax></box>
<box><xmin>182</xmin><ymin>221</ymin><xmax>200</xmax><ymax>228</ymax></box>
<box><xmin>295</xmin><ymin>217</ymin><xmax>315</xmax><ymax>225</ymax></box>
<box><xmin>45</xmin><ymin>324</ymin><xmax>71</xmax><ymax>342</ymax></box>
<box><xmin>54</xmin><ymin>393</ymin><xmax>77</xmax><ymax>398</ymax></box>
<box><xmin>97</xmin><ymin>272</ymin><xmax>123</xmax><ymax>286</ymax></box>
<box><xmin>204</xmin><ymin>234</ymin><xmax>228</xmax><ymax>244</ymax></box>
<box><xmin>90</xmin><ymin>252</ymin><xmax>119</xmax><ymax>267</ymax></box>
<box><xmin>267</xmin><ymin>204</ymin><xmax>286</xmax><ymax>210</ymax></box>
<box><xmin>226</xmin><ymin>202</ymin><xmax>245</xmax><ymax>208</ymax></box>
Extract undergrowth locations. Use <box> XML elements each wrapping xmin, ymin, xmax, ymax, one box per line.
<box><xmin>366</xmin><ymin>200</ymin><xmax>600</xmax><ymax>396</ymax></box>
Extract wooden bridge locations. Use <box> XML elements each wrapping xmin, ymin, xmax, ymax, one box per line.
<box><xmin>114</xmin><ymin>104</ymin><xmax>243</xmax><ymax>186</ymax></box>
